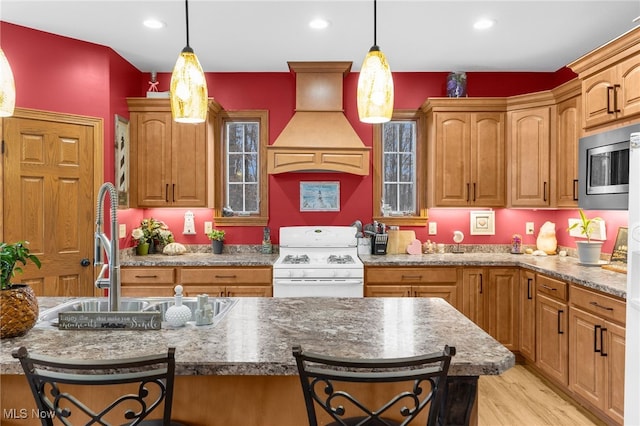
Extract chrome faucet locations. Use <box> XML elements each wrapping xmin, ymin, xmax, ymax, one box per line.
<box><xmin>94</xmin><ymin>182</ymin><xmax>120</xmax><ymax>311</ymax></box>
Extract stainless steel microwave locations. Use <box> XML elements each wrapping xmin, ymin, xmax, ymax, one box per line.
<box><xmin>578</xmin><ymin>123</ymin><xmax>640</xmax><ymax>210</ymax></box>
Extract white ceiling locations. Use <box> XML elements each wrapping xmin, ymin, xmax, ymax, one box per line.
<box><xmin>2</xmin><ymin>1</ymin><xmax>639</xmax><ymax>73</ymax></box>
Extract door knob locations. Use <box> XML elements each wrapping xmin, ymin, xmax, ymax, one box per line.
<box><xmin>80</xmin><ymin>258</ymin><xmax>91</xmax><ymax>267</ymax></box>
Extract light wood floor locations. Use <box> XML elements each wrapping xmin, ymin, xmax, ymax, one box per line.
<box><xmin>477</xmin><ymin>365</ymin><xmax>604</xmax><ymax>426</ymax></box>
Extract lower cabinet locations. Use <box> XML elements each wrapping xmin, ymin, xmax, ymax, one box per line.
<box><xmin>535</xmin><ymin>274</ymin><xmax>568</xmax><ymax>386</ymax></box>
<box><xmin>519</xmin><ymin>270</ymin><xmax>536</xmax><ymax>362</ymax></box>
<box><xmin>364</xmin><ymin>267</ymin><xmax>461</xmax><ymax>310</ymax></box>
<box><xmin>121</xmin><ymin>266</ymin><xmax>272</xmax><ymax>297</ymax></box>
<box><xmin>569</xmin><ymin>285</ymin><xmax>626</xmax><ymax>425</ymax></box>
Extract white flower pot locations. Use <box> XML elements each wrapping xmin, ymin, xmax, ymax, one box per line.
<box><xmin>576</xmin><ymin>241</ymin><xmax>603</xmax><ymax>265</ymax></box>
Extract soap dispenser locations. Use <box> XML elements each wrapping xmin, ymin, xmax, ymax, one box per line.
<box><xmin>165</xmin><ymin>285</ymin><xmax>192</xmax><ymax>327</ymax></box>
<box><xmin>195</xmin><ymin>294</ymin><xmax>214</xmax><ymax>326</ymax></box>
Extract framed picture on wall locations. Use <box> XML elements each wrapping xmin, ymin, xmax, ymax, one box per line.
<box><xmin>300</xmin><ymin>182</ymin><xmax>340</xmax><ymax>212</ymax></box>
<box><xmin>610</xmin><ymin>227</ymin><xmax>628</xmax><ymax>265</ymax></box>
<box><xmin>470</xmin><ymin>211</ymin><xmax>495</xmax><ymax>235</ymax></box>
<box><xmin>114</xmin><ymin>114</ymin><xmax>129</xmax><ymax>208</ymax></box>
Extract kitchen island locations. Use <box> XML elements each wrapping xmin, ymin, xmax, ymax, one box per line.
<box><xmin>1</xmin><ymin>297</ymin><xmax>514</xmax><ymax>425</ymax></box>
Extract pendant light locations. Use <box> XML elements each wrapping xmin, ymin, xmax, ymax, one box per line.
<box><xmin>357</xmin><ymin>0</ymin><xmax>394</xmax><ymax>124</ymax></box>
<box><xmin>0</xmin><ymin>47</ymin><xmax>16</xmax><ymax>117</ymax></box>
<box><xmin>170</xmin><ymin>0</ymin><xmax>208</xmax><ymax>123</ymax></box>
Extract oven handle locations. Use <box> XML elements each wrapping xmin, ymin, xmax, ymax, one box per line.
<box><xmin>273</xmin><ymin>279</ymin><xmax>363</xmax><ymax>286</ymax></box>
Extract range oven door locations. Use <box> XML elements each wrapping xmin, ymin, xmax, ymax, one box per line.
<box><xmin>273</xmin><ymin>279</ymin><xmax>363</xmax><ymax>298</ymax></box>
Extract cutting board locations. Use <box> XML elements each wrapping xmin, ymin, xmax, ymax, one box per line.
<box><xmin>386</xmin><ymin>230</ymin><xmax>416</xmax><ymax>254</ymax></box>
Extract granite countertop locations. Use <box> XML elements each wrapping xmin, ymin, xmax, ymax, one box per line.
<box><xmin>1</xmin><ymin>297</ymin><xmax>514</xmax><ymax>377</ymax></box>
<box><xmin>120</xmin><ymin>252</ymin><xmax>279</xmax><ymax>267</ymax></box>
<box><xmin>360</xmin><ymin>252</ymin><xmax>628</xmax><ymax>299</ymax></box>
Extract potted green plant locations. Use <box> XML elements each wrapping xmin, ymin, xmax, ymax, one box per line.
<box><xmin>207</xmin><ymin>229</ymin><xmax>225</xmax><ymax>254</ymax></box>
<box><xmin>0</xmin><ymin>241</ymin><xmax>42</xmax><ymax>339</ymax></box>
<box><xmin>567</xmin><ymin>209</ymin><xmax>604</xmax><ymax>265</ymax></box>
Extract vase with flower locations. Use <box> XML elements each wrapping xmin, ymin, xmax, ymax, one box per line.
<box><xmin>131</xmin><ymin>218</ymin><xmax>174</xmax><ymax>255</ymax></box>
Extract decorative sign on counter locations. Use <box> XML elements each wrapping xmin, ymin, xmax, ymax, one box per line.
<box><xmin>58</xmin><ymin>312</ymin><xmax>162</xmax><ymax>330</ymax></box>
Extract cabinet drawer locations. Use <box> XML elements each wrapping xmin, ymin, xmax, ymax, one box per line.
<box><xmin>179</xmin><ymin>267</ymin><xmax>271</xmax><ymax>285</ymax></box>
<box><xmin>571</xmin><ymin>285</ymin><xmax>626</xmax><ymax>325</ymax></box>
<box><xmin>121</xmin><ymin>268</ymin><xmax>175</xmax><ymax>284</ymax></box>
<box><xmin>365</xmin><ymin>267</ymin><xmax>458</xmax><ymax>284</ymax></box>
<box><xmin>536</xmin><ymin>274</ymin><xmax>567</xmax><ymax>301</ymax></box>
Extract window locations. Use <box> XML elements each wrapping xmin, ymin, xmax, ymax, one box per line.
<box><xmin>214</xmin><ymin>110</ymin><xmax>268</xmax><ymax>226</ymax></box>
<box><xmin>373</xmin><ymin>110</ymin><xmax>427</xmax><ymax>226</ymax></box>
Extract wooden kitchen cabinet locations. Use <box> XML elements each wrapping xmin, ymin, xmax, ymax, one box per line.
<box><xmin>121</xmin><ymin>266</ymin><xmax>272</xmax><ymax>297</ymax></box>
<box><xmin>569</xmin><ymin>285</ymin><xmax>626</xmax><ymax>425</ymax></box>
<box><xmin>535</xmin><ymin>274</ymin><xmax>568</xmax><ymax>386</ymax></box>
<box><xmin>519</xmin><ymin>269</ymin><xmax>536</xmax><ymax>362</ymax></box>
<box><xmin>569</xmin><ymin>26</ymin><xmax>640</xmax><ymax>130</ymax></box>
<box><xmin>127</xmin><ymin>98</ymin><xmax>219</xmax><ymax>208</ymax></box>
<box><xmin>461</xmin><ymin>267</ymin><xmax>519</xmax><ymax>351</ymax></box>
<box><xmin>507</xmin><ymin>99</ymin><xmax>552</xmax><ymax>207</ymax></box>
<box><xmin>365</xmin><ymin>267</ymin><xmax>461</xmax><ymax>309</ymax></box>
<box><xmin>423</xmin><ymin>99</ymin><xmax>506</xmax><ymax>207</ymax></box>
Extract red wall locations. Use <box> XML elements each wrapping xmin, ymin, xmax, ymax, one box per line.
<box><xmin>2</xmin><ymin>21</ymin><xmax>629</xmax><ymax>255</ymax></box>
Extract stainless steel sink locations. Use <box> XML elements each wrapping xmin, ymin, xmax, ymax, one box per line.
<box><xmin>37</xmin><ymin>297</ymin><xmax>237</xmax><ymax>327</ymax></box>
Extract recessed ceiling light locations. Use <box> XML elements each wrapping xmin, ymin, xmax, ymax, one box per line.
<box><xmin>473</xmin><ymin>18</ymin><xmax>495</xmax><ymax>30</ymax></box>
<box><xmin>143</xmin><ymin>18</ymin><xmax>165</xmax><ymax>29</ymax></box>
<box><xmin>309</xmin><ymin>18</ymin><xmax>330</xmax><ymax>30</ymax></box>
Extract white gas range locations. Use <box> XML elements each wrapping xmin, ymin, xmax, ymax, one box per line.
<box><xmin>272</xmin><ymin>226</ymin><xmax>364</xmax><ymax>297</ymax></box>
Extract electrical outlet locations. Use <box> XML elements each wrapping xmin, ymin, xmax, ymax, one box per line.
<box><xmin>204</xmin><ymin>221</ymin><xmax>213</xmax><ymax>234</ymax></box>
<box><xmin>118</xmin><ymin>224</ymin><xmax>126</xmax><ymax>239</ymax></box>
<box><xmin>428</xmin><ymin>222</ymin><xmax>437</xmax><ymax>235</ymax></box>
<box><xmin>526</xmin><ymin>222</ymin><xmax>535</xmax><ymax>235</ymax></box>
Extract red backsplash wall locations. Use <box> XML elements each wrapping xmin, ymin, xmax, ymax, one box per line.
<box><xmin>3</xmin><ymin>21</ymin><xmax>628</xmax><ymax>255</ymax></box>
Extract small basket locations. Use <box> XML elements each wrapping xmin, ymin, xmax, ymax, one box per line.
<box><xmin>371</xmin><ymin>233</ymin><xmax>388</xmax><ymax>255</ymax></box>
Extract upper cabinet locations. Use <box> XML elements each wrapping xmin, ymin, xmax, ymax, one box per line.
<box><xmin>423</xmin><ymin>98</ymin><xmax>506</xmax><ymax>207</ymax></box>
<box><xmin>569</xmin><ymin>26</ymin><xmax>640</xmax><ymax>132</ymax></box>
<box><xmin>127</xmin><ymin>98</ymin><xmax>221</xmax><ymax>208</ymax></box>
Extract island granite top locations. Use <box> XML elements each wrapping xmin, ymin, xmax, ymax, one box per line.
<box><xmin>1</xmin><ymin>297</ymin><xmax>514</xmax><ymax>377</ymax></box>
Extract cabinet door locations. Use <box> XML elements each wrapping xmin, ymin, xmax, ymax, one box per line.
<box><xmin>226</xmin><ymin>286</ymin><xmax>272</xmax><ymax>297</ymax></box>
<box><xmin>471</xmin><ymin>112</ymin><xmax>505</xmax><ymax>206</ymax></box>
<box><xmin>413</xmin><ymin>285</ymin><xmax>458</xmax><ymax>308</ymax></box>
<box><xmin>171</xmin><ymin>121</ymin><xmax>208</xmax><ymax>207</ymax></box>
<box><xmin>569</xmin><ymin>307</ymin><xmax>606</xmax><ymax>410</ymax></box>
<box><xmin>433</xmin><ymin>113</ymin><xmax>471</xmax><ymax>206</ymax></box>
<box><xmin>486</xmin><ymin>268</ymin><xmax>519</xmax><ymax>350</ymax></box>
<box><xmin>461</xmin><ymin>268</ymin><xmax>485</xmax><ymax>329</ymax></box>
<box><xmin>619</xmin><ymin>55</ymin><xmax>640</xmax><ymax>120</ymax></box>
<box><xmin>583</xmin><ymin>67</ymin><xmax>618</xmax><ymax>129</ymax></box>
<box><xmin>519</xmin><ymin>270</ymin><xmax>536</xmax><ymax>362</ymax></box>
<box><xmin>365</xmin><ymin>285</ymin><xmax>411</xmax><ymax>297</ymax></box>
<box><xmin>134</xmin><ymin>112</ymin><xmax>173</xmax><ymax>207</ymax></box>
<box><xmin>182</xmin><ymin>285</ymin><xmax>226</xmax><ymax>297</ymax></box>
<box><xmin>509</xmin><ymin>107</ymin><xmax>550</xmax><ymax>207</ymax></box>
<box><xmin>605</xmin><ymin>320</ymin><xmax>625</xmax><ymax>424</ymax></box>
<box><xmin>555</xmin><ymin>96</ymin><xmax>581</xmax><ymax>208</ymax></box>
<box><xmin>536</xmin><ymin>293</ymin><xmax>568</xmax><ymax>386</ymax></box>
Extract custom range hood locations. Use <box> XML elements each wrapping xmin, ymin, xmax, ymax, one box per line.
<box><xmin>267</xmin><ymin>62</ymin><xmax>371</xmax><ymax>175</ymax></box>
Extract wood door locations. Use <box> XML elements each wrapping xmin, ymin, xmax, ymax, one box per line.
<box><xmin>433</xmin><ymin>112</ymin><xmax>471</xmax><ymax>206</ymax></box>
<box><xmin>171</xmin><ymin>121</ymin><xmax>207</xmax><ymax>207</ymax></box>
<box><xmin>413</xmin><ymin>284</ymin><xmax>458</xmax><ymax>308</ymax></box>
<box><xmin>569</xmin><ymin>307</ymin><xmax>605</xmax><ymax>410</ymax></box>
<box><xmin>619</xmin><ymin>55</ymin><xmax>640</xmax><ymax>120</ymax></box>
<box><xmin>508</xmin><ymin>107</ymin><xmax>550</xmax><ymax>207</ymax></box>
<box><xmin>132</xmin><ymin>111</ymin><xmax>172</xmax><ymax>207</ymax></box>
<box><xmin>225</xmin><ymin>286</ymin><xmax>272</xmax><ymax>297</ymax></box>
<box><xmin>555</xmin><ymin>95</ymin><xmax>581</xmax><ymax>208</ymax></box>
<box><xmin>605</xmin><ymin>320</ymin><xmax>625</xmax><ymax>424</ymax></box>
<box><xmin>471</xmin><ymin>112</ymin><xmax>505</xmax><ymax>206</ymax></box>
<box><xmin>183</xmin><ymin>285</ymin><xmax>226</xmax><ymax>297</ymax></box>
<box><xmin>3</xmin><ymin>111</ymin><xmax>99</xmax><ymax>296</ymax></box>
<box><xmin>519</xmin><ymin>270</ymin><xmax>536</xmax><ymax>362</ymax></box>
<box><xmin>365</xmin><ymin>285</ymin><xmax>411</xmax><ymax>297</ymax></box>
<box><xmin>487</xmin><ymin>268</ymin><xmax>519</xmax><ymax>350</ymax></box>
<box><xmin>461</xmin><ymin>268</ymin><xmax>485</xmax><ymax>329</ymax></box>
<box><xmin>583</xmin><ymin>67</ymin><xmax>618</xmax><ymax>129</ymax></box>
<box><xmin>535</xmin><ymin>293</ymin><xmax>568</xmax><ymax>386</ymax></box>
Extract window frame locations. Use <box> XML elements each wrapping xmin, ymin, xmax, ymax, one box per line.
<box><xmin>213</xmin><ymin>110</ymin><xmax>269</xmax><ymax>226</ymax></box>
<box><xmin>372</xmin><ymin>110</ymin><xmax>428</xmax><ymax>226</ymax></box>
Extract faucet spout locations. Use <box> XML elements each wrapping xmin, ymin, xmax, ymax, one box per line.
<box><xmin>95</xmin><ymin>182</ymin><xmax>120</xmax><ymax>311</ymax></box>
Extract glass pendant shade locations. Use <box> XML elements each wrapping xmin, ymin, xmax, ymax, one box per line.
<box><xmin>0</xmin><ymin>48</ymin><xmax>16</xmax><ymax>118</ymax></box>
<box><xmin>357</xmin><ymin>46</ymin><xmax>394</xmax><ymax>123</ymax></box>
<box><xmin>170</xmin><ymin>47</ymin><xmax>208</xmax><ymax>123</ymax></box>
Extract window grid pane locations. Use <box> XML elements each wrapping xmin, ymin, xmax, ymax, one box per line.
<box><xmin>225</xmin><ymin>121</ymin><xmax>260</xmax><ymax>213</ymax></box>
<box><xmin>382</xmin><ymin>121</ymin><xmax>416</xmax><ymax>214</ymax></box>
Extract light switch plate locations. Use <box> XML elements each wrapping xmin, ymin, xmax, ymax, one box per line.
<box><xmin>526</xmin><ymin>222</ymin><xmax>535</xmax><ymax>235</ymax></box>
<box><xmin>428</xmin><ymin>222</ymin><xmax>437</xmax><ymax>235</ymax></box>
<box><xmin>204</xmin><ymin>221</ymin><xmax>213</xmax><ymax>235</ymax></box>
<box><xmin>119</xmin><ymin>224</ymin><xmax>127</xmax><ymax>239</ymax></box>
